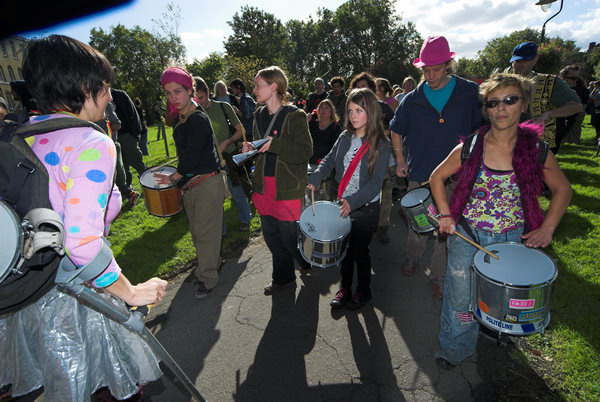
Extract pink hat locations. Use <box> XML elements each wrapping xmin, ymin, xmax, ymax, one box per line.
<box><xmin>412</xmin><ymin>36</ymin><xmax>456</xmax><ymax>68</ymax></box>
<box><xmin>160</xmin><ymin>67</ymin><xmax>193</xmax><ymax>89</ymax></box>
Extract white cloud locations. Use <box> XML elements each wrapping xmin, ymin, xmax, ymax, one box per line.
<box><xmin>180</xmin><ymin>29</ymin><xmax>227</xmax><ymax>63</ymax></box>
<box><xmin>396</xmin><ymin>0</ymin><xmax>600</xmax><ymax>59</ymax></box>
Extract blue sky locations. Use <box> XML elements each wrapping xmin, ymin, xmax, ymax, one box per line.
<box><xmin>24</xmin><ymin>0</ymin><xmax>600</xmax><ymax>62</ymax></box>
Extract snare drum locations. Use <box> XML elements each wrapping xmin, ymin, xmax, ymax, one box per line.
<box><xmin>0</xmin><ymin>201</ymin><xmax>23</xmax><ymax>283</ymax></box>
<box><xmin>298</xmin><ymin>201</ymin><xmax>351</xmax><ymax>268</ymax></box>
<box><xmin>140</xmin><ymin>166</ymin><xmax>183</xmax><ymax>217</ymax></box>
<box><xmin>471</xmin><ymin>242</ymin><xmax>557</xmax><ymax>336</ymax></box>
<box><xmin>400</xmin><ymin>187</ymin><xmax>437</xmax><ymax>233</ymax></box>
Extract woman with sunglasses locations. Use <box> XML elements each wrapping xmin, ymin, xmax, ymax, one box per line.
<box><xmin>428</xmin><ymin>73</ymin><xmax>571</xmax><ymax>369</ymax></box>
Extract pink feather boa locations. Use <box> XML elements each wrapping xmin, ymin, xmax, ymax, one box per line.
<box><xmin>450</xmin><ymin>122</ymin><xmax>546</xmax><ymax>232</ymax></box>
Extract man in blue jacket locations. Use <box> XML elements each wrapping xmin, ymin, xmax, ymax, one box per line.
<box><xmin>391</xmin><ymin>36</ymin><xmax>482</xmax><ymax>298</ymax></box>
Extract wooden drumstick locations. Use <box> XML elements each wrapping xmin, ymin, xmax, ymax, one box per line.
<box><xmin>311</xmin><ymin>188</ymin><xmax>316</xmax><ymax>216</ymax></box>
<box><xmin>429</xmin><ymin>215</ymin><xmax>500</xmax><ymax>260</ymax></box>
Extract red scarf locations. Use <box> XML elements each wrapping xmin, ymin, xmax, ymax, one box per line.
<box><xmin>337</xmin><ymin>141</ymin><xmax>371</xmax><ymax>199</ymax></box>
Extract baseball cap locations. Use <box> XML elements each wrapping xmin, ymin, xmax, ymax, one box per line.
<box><xmin>510</xmin><ymin>42</ymin><xmax>538</xmax><ymax>63</ymax></box>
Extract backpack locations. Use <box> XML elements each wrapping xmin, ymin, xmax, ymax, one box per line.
<box><xmin>0</xmin><ymin>117</ymin><xmax>104</xmax><ymax>314</ymax></box>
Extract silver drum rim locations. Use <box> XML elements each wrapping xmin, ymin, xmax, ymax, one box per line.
<box><xmin>0</xmin><ymin>201</ymin><xmax>23</xmax><ymax>282</ymax></box>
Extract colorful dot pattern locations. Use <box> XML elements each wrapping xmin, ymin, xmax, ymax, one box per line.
<box><xmin>30</xmin><ymin>113</ymin><xmax>122</xmax><ymax>288</ymax></box>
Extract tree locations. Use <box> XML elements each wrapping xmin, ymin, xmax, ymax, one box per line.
<box><xmin>457</xmin><ymin>28</ymin><xmax>583</xmax><ymax>79</ymax></box>
<box><xmin>224</xmin><ymin>6</ymin><xmax>290</xmax><ymax>66</ymax></box>
<box><xmin>90</xmin><ymin>4</ymin><xmax>185</xmax><ymax>121</ymax></box>
<box><xmin>186</xmin><ymin>52</ymin><xmax>227</xmax><ymax>90</ymax></box>
<box><xmin>223</xmin><ymin>55</ymin><xmax>264</xmax><ymax>91</ymax></box>
<box><xmin>328</xmin><ymin>0</ymin><xmax>421</xmax><ymax>81</ymax></box>
<box><xmin>475</xmin><ymin>28</ymin><xmax>541</xmax><ymax>75</ymax></box>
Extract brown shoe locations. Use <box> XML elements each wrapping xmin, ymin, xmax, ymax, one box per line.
<box><xmin>401</xmin><ymin>261</ymin><xmax>417</xmax><ymax>276</ymax></box>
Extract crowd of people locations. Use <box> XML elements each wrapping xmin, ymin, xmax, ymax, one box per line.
<box><xmin>2</xmin><ymin>31</ymin><xmax>592</xmax><ymax>399</ymax></box>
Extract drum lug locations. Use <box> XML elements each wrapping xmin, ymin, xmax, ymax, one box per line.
<box><xmin>21</xmin><ymin>219</ymin><xmax>34</xmax><ymax>238</ymax></box>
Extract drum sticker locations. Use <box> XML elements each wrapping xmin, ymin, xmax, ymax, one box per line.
<box><xmin>505</xmin><ymin>314</ymin><xmax>518</xmax><ymax>323</ymax></box>
<box><xmin>414</xmin><ymin>213</ymin><xmax>430</xmax><ymax>228</ymax></box>
<box><xmin>509</xmin><ymin>298</ymin><xmax>536</xmax><ymax>309</ymax></box>
<box><xmin>518</xmin><ymin>308</ymin><xmax>545</xmax><ymax>322</ymax></box>
<box><xmin>479</xmin><ymin>301</ymin><xmax>490</xmax><ymax>314</ymax></box>
<box><xmin>426</xmin><ymin>203</ymin><xmax>438</xmax><ymax>217</ymax></box>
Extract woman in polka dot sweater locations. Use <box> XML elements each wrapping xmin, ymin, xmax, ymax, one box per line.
<box><xmin>0</xmin><ymin>35</ymin><xmax>167</xmax><ymax>401</ymax></box>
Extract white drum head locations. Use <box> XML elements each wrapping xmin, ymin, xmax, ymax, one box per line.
<box><xmin>400</xmin><ymin>187</ymin><xmax>431</xmax><ymax>208</ymax></box>
<box><xmin>140</xmin><ymin>165</ymin><xmax>177</xmax><ymax>189</ymax></box>
<box><xmin>0</xmin><ymin>201</ymin><xmax>22</xmax><ymax>281</ymax></box>
<box><xmin>474</xmin><ymin>242</ymin><xmax>557</xmax><ymax>286</ymax></box>
<box><xmin>299</xmin><ymin>201</ymin><xmax>351</xmax><ymax>241</ymax></box>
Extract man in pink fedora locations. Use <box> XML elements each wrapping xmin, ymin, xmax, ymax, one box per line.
<box><xmin>390</xmin><ymin>35</ymin><xmax>482</xmax><ymax>298</ymax></box>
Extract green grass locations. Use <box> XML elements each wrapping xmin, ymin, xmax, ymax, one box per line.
<box><xmin>525</xmin><ymin>116</ymin><xmax>600</xmax><ymax>400</ymax></box>
<box><xmin>107</xmin><ymin>125</ymin><xmax>261</xmax><ymax>284</ymax></box>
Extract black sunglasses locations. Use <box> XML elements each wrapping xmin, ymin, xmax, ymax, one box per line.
<box><xmin>485</xmin><ymin>95</ymin><xmax>522</xmax><ymax>109</ymax></box>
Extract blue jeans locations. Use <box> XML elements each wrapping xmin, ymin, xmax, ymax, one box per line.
<box><xmin>227</xmin><ymin>176</ymin><xmax>251</xmax><ymax>225</ymax></box>
<box><xmin>437</xmin><ymin>224</ymin><xmax>523</xmax><ymax>364</ymax></box>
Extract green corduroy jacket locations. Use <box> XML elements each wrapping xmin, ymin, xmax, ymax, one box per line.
<box><xmin>251</xmin><ymin>106</ymin><xmax>313</xmax><ymax>200</ymax></box>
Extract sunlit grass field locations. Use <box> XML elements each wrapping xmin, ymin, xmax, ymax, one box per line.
<box><xmin>526</xmin><ymin>116</ymin><xmax>599</xmax><ymax>400</ymax></box>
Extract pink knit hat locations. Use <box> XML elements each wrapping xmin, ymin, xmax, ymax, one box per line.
<box><xmin>161</xmin><ymin>67</ymin><xmax>194</xmax><ymax>119</ymax></box>
<box><xmin>160</xmin><ymin>67</ymin><xmax>193</xmax><ymax>89</ymax></box>
<box><xmin>412</xmin><ymin>36</ymin><xmax>456</xmax><ymax>68</ymax></box>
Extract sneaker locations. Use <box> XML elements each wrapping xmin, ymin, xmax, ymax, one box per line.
<box><xmin>128</xmin><ymin>190</ymin><xmax>140</xmax><ymax>207</ymax></box>
<box><xmin>435</xmin><ymin>357</ymin><xmax>456</xmax><ymax>371</ymax></box>
<box><xmin>376</xmin><ymin>226</ymin><xmax>390</xmax><ymax>243</ymax></box>
<box><xmin>264</xmin><ymin>280</ymin><xmax>296</xmax><ymax>295</ymax></box>
<box><xmin>330</xmin><ymin>288</ymin><xmax>351</xmax><ymax>308</ymax></box>
<box><xmin>347</xmin><ymin>290</ymin><xmax>371</xmax><ymax>310</ymax></box>
<box><xmin>195</xmin><ymin>282</ymin><xmax>212</xmax><ymax>300</ymax></box>
<box><xmin>239</xmin><ymin>223</ymin><xmax>250</xmax><ymax>232</ymax></box>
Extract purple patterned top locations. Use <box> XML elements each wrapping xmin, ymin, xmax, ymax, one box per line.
<box><xmin>463</xmin><ymin>164</ymin><xmax>525</xmax><ymax>233</ymax></box>
<box><xmin>30</xmin><ymin>113</ymin><xmax>123</xmax><ymax>288</ymax></box>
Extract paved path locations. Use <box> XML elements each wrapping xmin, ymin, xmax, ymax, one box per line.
<box><xmin>143</xmin><ymin>203</ymin><xmax>556</xmax><ymax>401</ymax></box>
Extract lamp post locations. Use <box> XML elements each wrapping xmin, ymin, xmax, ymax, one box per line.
<box><xmin>536</xmin><ymin>0</ymin><xmax>564</xmax><ymax>43</ymax></box>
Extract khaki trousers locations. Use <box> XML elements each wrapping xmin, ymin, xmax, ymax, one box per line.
<box><xmin>183</xmin><ymin>172</ymin><xmax>225</xmax><ymax>289</ymax></box>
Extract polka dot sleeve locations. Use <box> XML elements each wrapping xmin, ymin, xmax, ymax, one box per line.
<box><xmin>61</xmin><ymin>134</ymin><xmax>122</xmax><ymax>288</ymax></box>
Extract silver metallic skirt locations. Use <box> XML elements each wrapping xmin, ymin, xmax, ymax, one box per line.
<box><xmin>0</xmin><ymin>285</ymin><xmax>162</xmax><ymax>401</ymax></box>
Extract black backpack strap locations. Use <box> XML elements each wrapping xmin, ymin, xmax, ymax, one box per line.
<box><xmin>461</xmin><ymin>132</ymin><xmax>479</xmax><ymax>163</ymax></box>
<box><xmin>15</xmin><ymin>117</ymin><xmax>105</xmax><ymax>137</ymax></box>
<box><xmin>537</xmin><ymin>139</ymin><xmax>549</xmax><ymax>165</ymax></box>
<box><xmin>4</xmin><ymin>157</ymin><xmax>36</xmax><ymax>206</ymax></box>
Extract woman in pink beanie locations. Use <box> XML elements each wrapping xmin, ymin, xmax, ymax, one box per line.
<box><xmin>157</xmin><ymin>66</ymin><xmax>225</xmax><ymax>300</ymax></box>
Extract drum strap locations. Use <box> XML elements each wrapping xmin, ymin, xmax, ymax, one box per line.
<box><xmin>337</xmin><ymin>141</ymin><xmax>371</xmax><ymax>199</ymax></box>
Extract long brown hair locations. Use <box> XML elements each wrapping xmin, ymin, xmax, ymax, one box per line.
<box><xmin>345</xmin><ymin>88</ymin><xmax>385</xmax><ymax>175</ymax></box>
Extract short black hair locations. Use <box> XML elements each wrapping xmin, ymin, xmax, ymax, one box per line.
<box><xmin>193</xmin><ymin>76</ymin><xmax>209</xmax><ymax>95</ymax></box>
<box><xmin>230</xmin><ymin>78</ymin><xmax>246</xmax><ymax>93</ymax></box>
<box><xmin>22</xmin><ymin>35</ymin><xmax>114</xmax><ymax>114</ymax></box>
<box><xmin>349</xmin><ymin>72</ymin><xmax>376</xmax><ymax>92</ymax></box>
